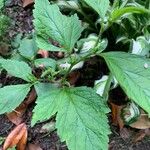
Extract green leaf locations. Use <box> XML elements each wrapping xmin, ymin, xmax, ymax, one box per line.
<box><xmin>34</xmin><ymin>0</ymin><xmax>83</xmax><ymax>52</ymax></box>
<box><xmin>34</xmin><ymin>82</ymin><xmax>56</xmax><ymax>96</ymax></box>
<box><xmin>0</xmin><ymin>84</ymin><xmax>31</xmax><ymax>114</ymax></box>
<box><xmin>0</xmin><ymin>15</ymin><xmax>10</xmax><ymax>36</ymax></box>
<box><xmin>0</xmin><ymin>0</ymin><xmax>4</xmax><ymax>10</ymax></box>
<box><xmin>83</xmin><ymin>0</ymin><xmax>110</xmax><ymax>19</ymax></box>
<box><xmin>110</xmin><ymin>7</ymin><xmax>150</xmax><ymax>22</ymax></box>
<box><xmin>102</xmin><ymin>52</ymin><xmax>150</xmax><ymax>115</ymax></box>
<box><xmin>32</xmin><ymin>86</ymin><xmax>110</xmax><ymax>150</ymax></box>
<box><xmin>0</xmin><ymin>137</ymin><xmax>5</xmax><ymax>145</ymax></box>
<box><xmin>34</xmin><ymin>58</ymin><xmax>56</xmax><ymax>69</ymax></box>
<box><xmin>0</xmin><ymin>59</ymin><xmax>32</xmax><ymax>82</ymax></box>
<box><xmin>18</xmin><ymin>38</ymin><xmax>38</xmax><ymax>59</ymax></box>
<box><xmin>35</xmin><ymin>36</ymin><xmax>65</xmax><ymax>52</ymax></box>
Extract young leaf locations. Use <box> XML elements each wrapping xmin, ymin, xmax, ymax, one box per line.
<box><xmin>0</xmin><ymin>84</ymin><xmax>31</xmax><ymax>114</ymax></box>
<box><xmin>83</xmin><ymin>0</ymin><xmax>110</xmax><ymax>19</ymax></box>
<box><xmin>34</xmin><ymin>58</ymin><xmax>56</xmax><ymax>69</ymax></box>
<box><xmin>0</xmin><ymin>59</ymin><xmax>32</xmax><ymax>81</ymax></box>
<box><xmin>110</xmin><ymin>7</ymin><xmax>150</xmax><ymax>22</ymax></box>
<box><xmin>32</xmin><ymin>86</ymin><xmax>110</xmax><ymax>150</ymax></box>
<box><xmin>34</xmin><ymin>0</ymin><xmax>83</xmax><ymax>52</ymax></box>
<box><xmin>18</xmin><ymin>38</ymin><xmax>38</xmax><ymax>59</ymax></box>
<box><xmin>102</xmin><ymin>52</ymin><xmax>150</xmax><ymax>115</ymax></box>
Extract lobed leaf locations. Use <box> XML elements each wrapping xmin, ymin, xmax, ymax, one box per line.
<box><xmin>32</xmin><ymin>84</ymin><xmax>110</xmax><ymax>150</ymax></box>
<box><xmin>0</xmin><ymin>59</ymin><xmax>32</xmax><ymax>82</ymax></box>
<box><xmin>34</xmin><ymin>0</ymin><xmax>83</xmax><ymax>52</ymax></box>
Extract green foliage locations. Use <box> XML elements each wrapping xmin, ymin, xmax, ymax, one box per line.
<box><xmin>102</xmin><ymin>52</ymin><xmax>150</xmax><ymax>115</ymax></box>
<box><xmin>0</xmin><ymin>0</ymin><xmax>150</xmax><ymax>150</ymax></box>
<box><xmin>34</xmin><ymin>58</ymin><xmax>56</xmax><ymax>69</ymax></box>
<box><xmin>32</xmin><ymin>84</ymin><xmax>110</xmax><ymax>150</ymax></box>
<box><xmin>0</xmin><ymin>15</ymin><xmax>10</xmax><ymax>36</ymax></box>
<box><xmin>83</xmin><ymin>0</ymin><xmax>110</xmax><ymax>19</ymax></box>
<box><xmin>18</xmin><ymin>37</ymin><xmax>38</xmax><ymax>60</ymax></box>
<box><xmin>0</xmin><ymin>0</ymin><xmax>11</xmax><ymax>37</ymax></box>
<box><xmin>0</xmin><ymin>59</ymin><xmax>33</xmax><ymax>82</ymax></box>
<box><xmin>0</xmin><ymin>84</ymin><xmax>31</xmax><ymax>114</ymax></box>
<box><xmin>34</xmin><ymin>0</ymin><xmax>83</xmax><ymax>52</ymax></box>
<box><xmin>0</xmin><ymin>0</ymin><xmax>4</xmax><ymax>10</ymax></box>
<box><xmin>110</xmin><ymin>6</ymin><xmax>150</xmax><ymax>22</ymax></box>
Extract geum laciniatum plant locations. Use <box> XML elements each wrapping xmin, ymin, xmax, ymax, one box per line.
<box><xmin>0</xmin><ymin>0</ymin><xmax>150</xmax><ymax>150</ymax></box>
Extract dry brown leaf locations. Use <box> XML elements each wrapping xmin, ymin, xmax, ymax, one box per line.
<box><xmin>110</xmin><ymin>102</ymin><xmax>124</xmax><ymax>129</ymax></box>
<box><xmin>68</xmin><ymin>71</ymin><xmax>80</xmax><ymax>85</ymax></box>
<box><xmin>7</xmin><ymin>89</ymin><xmax>36</xmax><ymax>125</ymax></box>
<box><xmin>38</xmin><ymin>50</ymin><xmax>49</xmax><ymax>58</ymax></box>
<box><xmin>130</xmin><ymin>113</ymin><xmax>150</xmax><ymax>129</ymax></box>
<box><xmin>3</xmin><ymin>123</ymin><xmax>27</xmax><ymax>150</ymax></box>
<box><xmin>22</xmin><ymin>0</ymin><xmax>34</xmax><ymax>8</ymax></box>
<box><xmin>26</xmin><ymin>143</ymin><xmax>42</xmax><ymax>150</ymax></box>
<box><xmin>7</xmin><ymin>104</ymin><xmax>26</xmax><ymax>125</ymax></box>
<box><xmin>17</xmin><ymin>128</ymin><xmax>28</xmax><ymax>150</ymax></box>
<box><xmin>25</xmin><ymin>88</ymin><xmax>37</xmax><ymax>105</ymax></box>
<box><xmin>132</xmin><ymin>130</ymin><xmax>146</xmax><ymax>143</ymax></box>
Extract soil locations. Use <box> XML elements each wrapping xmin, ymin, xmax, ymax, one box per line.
<box><xmin>0</xmin><ymin>0</ymin><xmax>150</xmax><ymax>150</ymax></box>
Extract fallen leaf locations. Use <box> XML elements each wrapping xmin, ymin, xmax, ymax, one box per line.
<box><xmin>25</xmin><ymin>88</ymin><xmax>37</xmax><ymax>105</ymax></box>
<box><xmin>17</xmin><ymin>127</ymin><xmax>27</xmax><ymax>150</ymax></box>
<box><xmin>132</xmin><ymin>130</ymin><xmax>146</xmax><ymax>143</ymax></box>
<box><xmin>7</xmin><ymin>89</ymin><xmax>36</xmax><ymax>125</ymax></box>
<box><xmin>7</xmin><ymin>104</ymin><xmax>26</xmax><ymax>125</ymax></box>
<box><xmin>37</xmin><ymin>50</ymin><xmax>49</xmax><ymax>58</ymax></box>
<box><xmin>68</xmin><ymin>71</ymin><xmax>80</xmax><ymax>85</ymax></box>
<box><xmin>3</xmin><ymin>123</ymin><xmax>27</xmax><ymax>150</ymax></box>
<box><xmin>110</xmin><ymin>102</ymin><xmax>124</xmax><ymax>129</ymax></box>
<box><xmin>130</xmin><ymin>113</ymin><xmax>150</xmax><ymax>129</ymax></box>
<box><xmin>26</xmin><ymin>143</ymin><xmax>42</xmax><ymax>150</ymax></box>
<box><xmin>22</xmin><ymin>0</ymin><xmax>34</xmax><ymax>8</ymax></box>
<box><xmin>57</xmin><ymin>52</ymin><xmax>64</xmax><ymax>58</ymax></box>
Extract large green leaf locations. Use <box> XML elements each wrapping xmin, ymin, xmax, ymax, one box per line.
<box><xmin>83</xmin><ymin>0</ymin><xmax>110</xmax><ymax>19</ymax></box>
<box><xmin>32</xmin><ymin>86</ymin><xmax>110</xmax><ymax>150</ymax></box>
<box><xmin>0</xmin><ymin>84</ymin><xmax>31</xmax><ymax>114</ymax></box>
<box><xmin>34</xmin><ymin>0</ymin><xmax>83</xmax><ymax>52</ymax></box>
<box><xmin>0</xmin><ymin>59</ymin><xmax>32</xmax><ymax>82</ymax></box>
<box><xmin>102</xmin><ymin>52</ymin><xmax>150</xmax><ymax>115</ymax></box>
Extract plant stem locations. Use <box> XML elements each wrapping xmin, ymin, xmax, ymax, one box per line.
<box><xmin>61</xmin><ymin>64</ymin><xmax>74</xmax><ymax>84</ymax></box>
<box><xmin>102</xmin><ymin>73</ymin><xmax>113</xmax><ymax>101</ymax></box>
<box><xmin>94</xmin><ymin>23</ymin><xmax>104</xmax><ymax>47</ymax></box>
